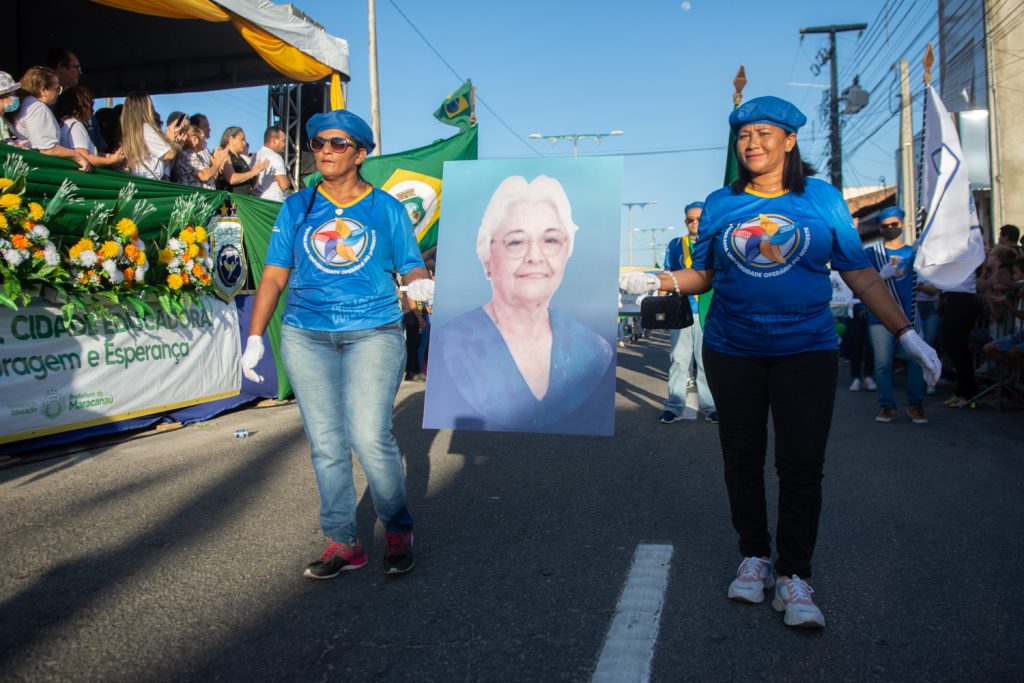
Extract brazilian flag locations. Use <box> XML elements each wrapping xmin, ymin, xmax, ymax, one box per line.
<box><xmin>433</xmin><ymin>80</ymin><xmax>474</xmax><ymax>133</ymax></box>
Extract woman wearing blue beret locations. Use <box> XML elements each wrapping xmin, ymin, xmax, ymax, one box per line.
<box><xmin>621</xmin><ymin>96</ymin><xmax>941</xmax><ymax>628</ymax></box>
<box><xmin>240</xmin><ymin>109</ymin><xmax>430</xmax><ymax>579</ymax></box>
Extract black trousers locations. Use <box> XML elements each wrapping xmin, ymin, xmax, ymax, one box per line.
<box><xmin>403</xmin><ymin>313</ymin><xmax>421</xmax><ymax>377</ymax></box>
<box><xmin>940</xmin><ymin>292</ymin><xmax>980</xmax><ymax>398</ymax></box>
<box><xmin>845</xmin><ymin>305</ymin><xmax>874</xmax><ymax>381</ymax></box>
<box><xmin>703</xmin><ymin>345</ymin><xmax>838</xmax><ymax>578</ymax></box>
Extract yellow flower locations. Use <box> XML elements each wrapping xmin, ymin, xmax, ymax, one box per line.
<box><xmin>69</xmin><ymin>238</ymin><xmax>94</xmax><ymax>260</ymax></box>
<box><xmin>0</xmin><ymin>214</ymin><xmax>7</xmax><ymax>230</ymax></box>
<box><xmin>100</xmin><ymin>241</ymin><xmax>121</xmax><ymax>259</ymax></box>
<box><xmin>158</xmin><ymin>248</ymin><xmax>174</xmax><ymax>264</ymax></box>
<box><xmin>187</xmin><ymin>243</ymin><xmax>199</xmax><ymax>259</ymax></box>
<box><xmin>191</xmin><ymin>263</ymin><xmax>204</xmax><ymax>278</ymax></box>
<box><xmin>167</xmin><ymin>273</ymin><xmax>184</xmax><ymax>290</ymax></box>
<box><xmin>134</xmin><ymin>250</ymin><xmax>147</xmax><ymax>265</ymax></box>
<box><xmin>116</xmin><ymin>218</ymin><xmax>138</xmax><ymax>239</ymax></box>
<box><xmin>0</xmin><ymin>178</ymin><xmax>13</xmax><ymax>190</ymax></box>
<box><xmin>194</xmin><ymin>226</ymin><xmax>207</xmax><ymax>242</ymax></box>
<box><xmin>0</xmin><ymin>194</ymin><xmax>22</xmax><ymax>210</ymax></box>
<box><xmin>179</xmin><ymin>228</ymin><xmax>196</xmax><ymax>245</ymax></box>
<box><xmin>28</xmin><ymin>202</ymin><xmax>44</xmax><ymax>221</ymax></box>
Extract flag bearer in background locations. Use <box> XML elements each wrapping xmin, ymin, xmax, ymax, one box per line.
<box><xmin>865</xmin><ymin>206</ymin><xmax>928</xmax><ymax>424</ymax></box>
<box><xmin>659</xmin><ymin>201</ymin><xmax>717</xmax><ymax>424</ymax></box>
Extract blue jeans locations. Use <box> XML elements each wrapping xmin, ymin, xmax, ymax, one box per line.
<box><xmin>869</xmin><ymin>324</ymin><xmax>924</xmax><ymax>408</ymax></box>
<box><xmin>664</xmin><ymin>317</ymin><xmax>715</xmax><ymax>414</ymax></box>
<box><xmin>281</xmin><ymin>323</ymin><xmax>414</xmax><ymax>544</ymax></box>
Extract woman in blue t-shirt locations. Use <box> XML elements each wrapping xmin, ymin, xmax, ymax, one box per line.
<box><xmin>621</xmin><ymin>96</ymin><xmax>941</xmax><ymax>629</ymax></box>
<box><xmin>240</xmin><ymin>110</ymin><xmax>429</xmax><ymax>580</ymax></box>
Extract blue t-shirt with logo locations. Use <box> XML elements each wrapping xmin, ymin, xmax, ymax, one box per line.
<box><xmin>864</xmin><ymin>243</ymin><xmax>915</xmax><ymax>324</ymax></box>
<box><xmin>690</xmin><ymin>178</ymin><xmax>870</xmax><ymax>357</ymax></box>
<box><xmin>265</xmin><ymin>185</ymin><xmax>425</xmax><ymax>332</ymax></box>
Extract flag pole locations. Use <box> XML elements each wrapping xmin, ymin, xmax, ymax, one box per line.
<box><xmin>368</xmin><ymin>0</ymin><xmax>382</xmax><ymax>155</ymax></box>
<box><xmin>915</xmin><ymin>44</ymin><xmax>934</xmax><ymax>242</ymax></box>
<box><xmin>733</xmin><ymin>64</ymin><xmax>747</xmax><ymax>107</ymax></box>
<box><xmin>723</xmin><ymin>65</ymin><xmax>746</xmax><ymax>187</ymax></box>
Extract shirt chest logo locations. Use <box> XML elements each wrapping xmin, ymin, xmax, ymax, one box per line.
<box><xmin>304</xmin><ymin>218</ymin><xmax>375</xmax><ymax>274</ymax></box>
<box><xmin>725</xmin><ymin>214</ymin><xmax>809</xmax><ymax>277</ymax></box>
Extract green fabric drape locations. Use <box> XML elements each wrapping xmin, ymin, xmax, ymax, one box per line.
<box><xmin>3</xmin><ymin>146</ymin><xmax>293</xmax><ymax>400</ymax></box>
<box><xmin>233</xmin><ymin>193</ymin><xmax>290</xmax><ymax>400</ymax></box>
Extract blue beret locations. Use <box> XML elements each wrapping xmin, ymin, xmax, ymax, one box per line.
<box><xmin>878</xmin><ymin>206</ymin><xmax>906</xmax><ymax>221</ymax></box>
<box><xmin>306</xmin><ymin>110</ymin><xmax>376</xmax><ymax>153</ymax></box>
<box><xmin>685</xmin><ymin>201</ymin><xmax>705</xmax><ymax>214</ymax></box>
<box><xmin>729</xmin><ymin>96</ymin><xmax>807</xmax><ymax>134</ymax></box>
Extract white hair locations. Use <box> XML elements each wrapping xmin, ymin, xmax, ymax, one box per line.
<box><xmin>475</xmin><ymin>175</ymin><xmax>579</xmax><ymax>271</ymax></box>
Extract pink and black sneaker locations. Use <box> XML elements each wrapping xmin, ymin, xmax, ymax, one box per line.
<box><xmin>303</xmin><ymin>539</ymin><xmax>367</xmax><ymax>580</ymax></box>
<box><xmin>383</xmin><ymin>531</ymin><xmax>414</xmax><ymax>575</ymax></box>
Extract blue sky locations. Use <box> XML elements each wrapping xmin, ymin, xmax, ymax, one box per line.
<box><xmin>151</xmin><ymin>0</ymin><xmax>938</xmax><ymax>265</ymax></box>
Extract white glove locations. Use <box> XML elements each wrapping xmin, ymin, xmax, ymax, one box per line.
<box><xmin>619</xmin><ymin>271</ymin><xmax>660</xmax><ymax>295</ymax></box>
<box><xmin>405</xmin><ymin>278</ymin><xmax>435</xmax><ymax>302</ymax></box>
<box><xmin>899</xmin><ymin>329</ymin><xmax>942</xmax><ymax>386</ymax></box>
<box><xmin>879</xmin><ymin>263</ymin><xmax>898</xmax><ymax>280</ymax></box>
<box><xmin>241</xmin><ymin>335</ymin><xmax>265</xmax><ymax>384</ymax></box>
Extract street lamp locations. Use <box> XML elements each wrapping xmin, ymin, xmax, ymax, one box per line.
<box><xmin>622</xmin><ymin>200</ymin><xmax>657</xmax><ymax>266</ymax></box>
<box><xmin>634</xmin><ymin>227</ymin><xmax>675</xmax><ymax>268</ymax></box>
<box><xmin>528</xmin><ymin>130</ymin><xmax>624</xmax><ymax>157</ymax></box>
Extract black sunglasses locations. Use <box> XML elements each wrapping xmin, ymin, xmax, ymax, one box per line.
<box><xmin>309</xmin><ymin>136</ymin><xmax>359</xmax><ymax>153</ymax></box>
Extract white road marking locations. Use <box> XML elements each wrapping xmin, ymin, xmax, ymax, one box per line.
<box><xmin>592</xmin><ymin>543</ymin><xmax>673</xmax><ymax>683</ymax></box>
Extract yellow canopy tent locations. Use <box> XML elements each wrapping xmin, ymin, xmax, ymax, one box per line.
<box><xmin>4</xmin><ymin>0</ymin><xmax>348</xmax><ymax>108</ymax></box>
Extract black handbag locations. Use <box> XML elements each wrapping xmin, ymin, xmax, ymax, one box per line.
<box><xmin>641</xmin><ymin>292</ymin><xmax>694</xmax><ymax>330</ymax></box>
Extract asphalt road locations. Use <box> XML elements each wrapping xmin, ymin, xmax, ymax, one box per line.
<box><xmin>1</xmin><ymin>332</ymin><xmax>1022</xmax><ymax>682</ymax></box>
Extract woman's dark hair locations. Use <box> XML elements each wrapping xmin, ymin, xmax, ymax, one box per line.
<box><xmin>219</xmin><ymin>126</ymin><xmax>243</xmax><ymax>149</ymax></box>
<box><xmin>730</xmin><ymin>140</ymin><xmax>816</xmax><ymax>195</ymax></box>
<box><xmin>54</xmin><ymin>86</ymin><xmax>93</xmax><ymax>123</ymax></box>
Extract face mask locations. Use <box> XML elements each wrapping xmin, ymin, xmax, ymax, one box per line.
<box><xmin>880</xmin><ymin>227</ymin><xmax>903</xmax><ymax>241</ymax></box>
<box><xmin>4</xmin><ymin>96</ymin><xmax>19</xmax><ymax>113</ymax></box>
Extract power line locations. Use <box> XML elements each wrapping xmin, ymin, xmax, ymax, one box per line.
<box><xmin>386</xmin><ymin>0</ymin><xmax>542</xmax><ymax>156</ymax></box>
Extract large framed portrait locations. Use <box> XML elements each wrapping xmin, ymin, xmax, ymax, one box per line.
<box><xmin>423</xmin><ymin>157</ymin><xmax>623</xmax><ymax>436</ymax></box>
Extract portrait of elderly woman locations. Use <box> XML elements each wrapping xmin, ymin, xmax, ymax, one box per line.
<box><xmin>423</xmin><ymin>173</ymin><xmax>616</xmax><ymax>436</ymax></box>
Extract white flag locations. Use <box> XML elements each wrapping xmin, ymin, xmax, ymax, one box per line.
<box><xmin>915</xmin><ymin>85</ymin><xmax>985</xmax><ymax>290</ymax></box>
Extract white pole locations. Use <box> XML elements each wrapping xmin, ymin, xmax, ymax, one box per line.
<box><xmin>898</xmin><ymin>60</ymin><xmax>916</xmax><ymax>243</ymax></box>
<box><xmin>368</xmin><ymin>0</ymin><xmax>382</xmax><ymax>155</ymax></box>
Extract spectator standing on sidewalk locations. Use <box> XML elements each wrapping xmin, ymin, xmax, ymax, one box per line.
<box><xmin>240</xmin><ymin>110</ymin><xmax>428</xmax><ymax>580</ymax></box>
<box><xmin>865</xmin><ymin>207</ymin><xmax>929</xmax><ymax>424</ymax></box>
<box><xmin>659</xmin><ymin>201</ymin><xmax>717</xmax><ymax>424</ymax></box>
<box><xmin>620</xmin><ymin>96</ymin><xmax>941</xmax><ymax>629</ymax></box>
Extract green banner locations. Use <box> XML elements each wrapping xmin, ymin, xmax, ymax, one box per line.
<box><xmin>433</xmin><ymin>80</ymin><xmax>474</xmax><ymax>133</ymax></box>
<box><xmin>306</xmin><ymin>126</ymin><xmax>479</xmax><ymax>252</ymax></box>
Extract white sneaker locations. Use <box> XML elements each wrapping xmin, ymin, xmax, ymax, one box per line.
<box><xmin>863</xmin><ymin>376</ymin><xmax>877</xmax><ymax>391</ymax></box>
<box><xmin>772</xmin><ymin>575</ymin><xmax>825</xmax><ymax>628</ymax></box>
<box><xmin>848</xmin><ymin>378</ymin><xmax>862</xmax><ymax>391</ymax></box>
<box><xmin>727</xmin><ymin>556</ymin><xmax>774</xmax><ymax>604</ymax></box>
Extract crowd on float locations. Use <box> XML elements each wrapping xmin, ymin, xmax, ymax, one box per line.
<box><xmin>0</xmin><ymin>49</ymin><xmax>292</xmax><ymax>202</ymax></box>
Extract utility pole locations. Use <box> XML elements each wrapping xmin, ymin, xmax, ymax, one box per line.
<box><xmin>898</xmin><ymin>60</ymin><xmax>917</xmax><ymax>244</ymax></box>
<box><xmin>367</xmin><ymin>0</ymin><xmax>382</xmax><ymax>155</ymax></box>
<box><xmin>800</xmin><ymin>23</ymin><xmax>867</xmax><ymax>190</ymax></box>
